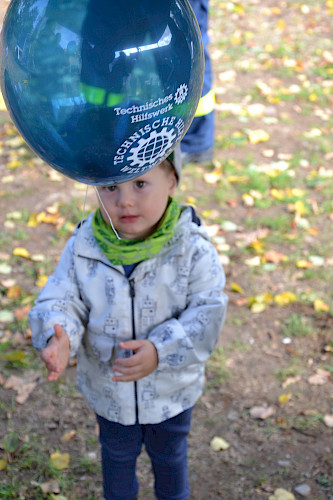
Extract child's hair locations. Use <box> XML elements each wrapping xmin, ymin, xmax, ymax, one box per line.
<box><xmin>163</xmin><ymin>145</ymin><xmax>181</xmax><ymax>182</ymax></box>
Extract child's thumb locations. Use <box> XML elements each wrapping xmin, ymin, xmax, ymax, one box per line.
<box><xmin>54</xmin><ymin>324</ymin><xmax>63</xmax><ymax>339</ymax></box>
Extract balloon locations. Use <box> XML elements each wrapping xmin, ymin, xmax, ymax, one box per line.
<box><xmin>0</xmin><ymin>0</ymin><xmax>204</xmax><ymax>185</ymax></box>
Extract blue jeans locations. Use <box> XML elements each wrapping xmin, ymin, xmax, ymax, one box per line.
<box><xmin>96</xmin><ymin>408</ymin><xmax>193</xmax><ymax>500</ymax></box>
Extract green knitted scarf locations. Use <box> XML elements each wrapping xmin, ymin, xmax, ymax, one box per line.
<box><xmin>91</xmin><ymin>198</ymin><xmax>180</xmax><ymax>265</ymax></box>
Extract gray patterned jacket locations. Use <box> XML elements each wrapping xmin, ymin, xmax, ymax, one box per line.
<box><xmin>29</xmin><ymin>206</ymin><xmax>227</xmax><ymax>425</ymax></box>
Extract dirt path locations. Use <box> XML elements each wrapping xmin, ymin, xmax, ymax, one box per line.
<box><xmin>0</xmin><ymin>0</ymin><xmax>332</xmax><ymax>499</ymax></box>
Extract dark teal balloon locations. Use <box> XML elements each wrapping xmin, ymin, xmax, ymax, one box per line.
<box><xmin>0</xmin><ymin>0</ymin><xmax>203</xmax><ymax>185</ymax></box>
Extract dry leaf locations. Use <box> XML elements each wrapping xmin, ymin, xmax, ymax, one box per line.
<box><xmin>60</xmin><ymin>430</ymin><xmax>77</xmax><ymax>443</ymax></box>
<box><xmin>250</xmin><ymin>405</ymin><xmax>276</xmax><ymax>419</ymax></box>
<box><xmin>264</xmin><ymin>250</ymin><xmax>288</xmax><ymax>263</ymax></box>
<box><xmin>308</xmin><ymin>369</ymin><xmax>331</xmax><ymax>385</ymax></box>
<box><xmin>40</xmin><ymin>480</ymin><xmax>60</xmax><ymax>494</ymax></box>
<box><xmin>4</xmin><ymin>373</ymin><xmax>38</xmax><ymax>404</ymax></box>
<box><xmin>323</xmin><ymin>415</ymin><xmax>333</xmax><ymax>428</ymax></box>
<box><xmin>14</xmin><ymin>304</ymin><xmax>32</xmax><ymax>321</ymax></box>
<box><xmin>282</xmin><ymin>375</ymin><xmax>301</xmax><ymax>388</ymax></box>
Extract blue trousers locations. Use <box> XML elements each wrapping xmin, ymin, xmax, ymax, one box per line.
<box><xmin>181</xmin><ymin>0</ymin><xmax>214</xmax><ymax>154</ymax></box>
<box><xmin>96</xmin><ymin>408</ymin><xmax>193</xmax><ymax>500</ymax></box>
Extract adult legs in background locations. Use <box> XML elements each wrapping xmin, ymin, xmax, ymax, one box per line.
<box><xmin>181</xmin><ymin>0</ymin><xmax>215</xmax><ymax>164</ymax></box>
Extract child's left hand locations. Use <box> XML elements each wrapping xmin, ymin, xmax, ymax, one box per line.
<box><xmin>112</xmin><ymin>340</ymin><xmax>158</xmax><ymax>382</ymax></box>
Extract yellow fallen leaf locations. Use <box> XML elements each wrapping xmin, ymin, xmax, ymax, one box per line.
<box><xmin>35</xmin><ymin>275</ymin><xmax>49</xmax><ymax>288</ymax></box>
<box><xmin>230</xmin><ymin>283</ymin><xmax>244</xmax><ymax>294</ymax></box>
<box><xmin>278</xmin><ymin>393</ymin><xmax>292</xmax><ymax>405</ymax></box>
<box><xmin>270</xmin><ymin>188</ymin><xmax>285</xmax><ymax>200</ymax></box>
<box><xmin>276</xmin><ymin>19</ymin><xmax>286</xmax><ymax>30</ymax></box>
<box><xmin>247</xmin><ymin>129</ymin><xmax>270</xmax><ymax>144</ymax></box>
<box><xmin>250</xmin><ymin>240</ymin><xmax>265</xmax><ymax>254</ymax></box>
<box><xmin>296</xmin><ymin>259</ymin><xmax>312</xmax><ymax>269</ymax></box>
<box><xmin>274</xmin><ymin>292</ymin><xmax>297</xmax><ymax>306</ymax></box>
<box><xmin>0</xmin><ymin>458</ymin><xmax>8</xmax><ymax>470</ymax></box>
<box><xmin>13</xmin><ymin>247</ymin><xmax>31</xmax><ymax>259</ymax></box>
<box><xmin>0</xmin><ymin>91</ymin><xmax>6</xmax><ymax>111</ymax></box>
<box><xmin>245</xmin><ymin>256</ymin><xmax>261</xmax><ymax>267</ymax></box>
<box><xmin>269</xmin><ymin>488</ymin><xmax>296</xmax><ymax>500</ymax></box>
<box><xmin>204</xmin><ymin>171</ymin><xmax>221</xmax><ymax>184</ymax></box>
<box><xmin>50</xmin><ymin>451</ymin><xmax>70</xmax><ymax>470</ymax></box>
<box><xmin>6</xmin><ymin>160</ymin><xmax>22</xmax><ymax>169</ymax></box>
<box><xmin>227</xmin><ymin>175</ymin><xmax>248</xmax><ymax>183</ymax></box>
<box><xmin>210</xmin><ymin>436</ymin><xmax>230</xmax><ymax>451</ymax></box>
<box><xmin>294</xmin><ymin>200</ymin><xmax>307</xmax><ymax>215</ymax></box>
<box><xmin>186</xmin><ymin>196</ymin><xmax>196</xmax><ymax>205</ymax></box>
<box><xmin>251</xmin><ymin>302</ymin><xmax>267</xmax><ymax>313</ymax></box>
<box><xmin>314</xmin><ymin>298</ymin><xmax>329</xmax><ymax>312</ymax></box>
<box><xmin>27</xmin><ymin>213</ymin><xmax>40</xmax><ymax>227</ymax></box>
<box><xmin>242</xmin><ymin>193</ymin><xmax>254</xmax><ymax>206</ymax></box>
<box><xmin>7</xmin><ymin>285</ymin><xmax>23</xmax><ymax>300</ymax></box>
<box><xmin>289</xmin><ymin>188</ymin><xmax>305</xmax><ymax>198</ymax></box>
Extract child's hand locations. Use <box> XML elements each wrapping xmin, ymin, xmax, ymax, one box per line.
<box><xmin>41</xmin><ymin>324</ymin><xmax>70</xmax><ymax>381</ymax></box>
<box><xmin>112</xmin><ymin>340</ymin><xmax>158</xmax><ymax>382</ymax></box>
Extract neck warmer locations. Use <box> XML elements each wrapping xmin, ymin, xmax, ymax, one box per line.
<box><xmin>91</xmin><ymin>198</ymin><xmax>180</xmax><ymax>265</ymax></box>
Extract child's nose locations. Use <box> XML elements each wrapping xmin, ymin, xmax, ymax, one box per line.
<box><xmin>117</xmin><ymin>187</ymin><xmax>134</xmax><ymax>207</ymax></box>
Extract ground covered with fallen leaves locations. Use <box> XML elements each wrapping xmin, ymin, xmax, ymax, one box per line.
<box><xmin>0</xmin><ymin>0</ymin><xmax>333</xmax><ymax>499</ymax></box>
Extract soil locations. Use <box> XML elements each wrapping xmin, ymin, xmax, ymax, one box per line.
<box><xmin>0</xmin><ymin>0</ymin><xmax>332</xmax><ymax>499</ymax></box>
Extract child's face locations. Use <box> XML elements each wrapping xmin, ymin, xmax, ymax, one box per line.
<box><xmin>96</xmin><ymin>164</ymin><xmax>177</xmax><ymax>240</ymax></box>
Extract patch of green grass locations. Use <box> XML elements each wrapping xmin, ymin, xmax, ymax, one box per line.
<box><xmin>244</xmin><ymin>213</ymin><xmax>291</xmax><ymax>232</ymax></box>
<box><xmin>274</xmin><ymin>360</ymin><xmax>304</xmax><ymax>383</ymax></box>
<box><xmin>281</xmin><ymin>313</ymin><xmax>315</xmax><ymax>337</ymax></box>
<box><xmin>226</xmin><ymin>314</ymin><xmax>249</xmax><ymax>327</ymax></box>
<box><xmin>206</xmin><ymin>346</ymin><xmax>230</xmax><ymax>387</ymax></box>
<box><xmin>283</xmin><ymin>413</ymin><xmax>323</xmax><ymax>431</ymax></box>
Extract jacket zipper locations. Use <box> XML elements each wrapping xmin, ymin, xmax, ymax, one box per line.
<box><xmin>129</xmin><ymin>278</ymin><xmax>139</xmax><ymax>422</ymax></box>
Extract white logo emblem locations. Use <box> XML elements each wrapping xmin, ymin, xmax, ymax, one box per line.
<box><xmin>127</xmin><ymin>127</ymin><xmax>177</xmax><ymax>168</ymax></box>
<box><xmin>174</xmin><ymin>84</ymin><xmax>188</xmax><ymax>105</ymax></box>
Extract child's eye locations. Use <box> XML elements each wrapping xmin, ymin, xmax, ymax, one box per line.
<box><xmin>104</xmin><ymin>185</ymin><xmax>117</xmax><ymax>192</ymax></box>
<box><xmin>134</xmin><ymin>180</ymin><xmax>146</xmax><ymax>189</ymax></box>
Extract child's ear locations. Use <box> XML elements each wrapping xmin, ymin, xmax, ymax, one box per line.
<box><xmin>168</xmin><ymin>172</ymin><xmax>178</xmax><ymax>194</ymax></box>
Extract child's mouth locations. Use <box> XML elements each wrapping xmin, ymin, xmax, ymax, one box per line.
<box><xmin>120</xmin><ymin>215</ymin><xmax>139</xmax><ymax>223</ymax></box>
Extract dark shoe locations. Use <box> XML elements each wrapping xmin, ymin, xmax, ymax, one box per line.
<box><xmin>181</xmin><ymin>147</ymin><xmax>214</xmax><ymax>166</ymax></box>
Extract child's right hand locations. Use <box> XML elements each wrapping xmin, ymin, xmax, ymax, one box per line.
<box><xmin>41</xmin><ymin>324</ymin><xmax>70</xmax><ymax>381</ymax></box>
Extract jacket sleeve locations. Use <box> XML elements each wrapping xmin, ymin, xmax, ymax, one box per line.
<box><xmin>28</xmin><ymin>237</ymin><xmax>89</xmax><ymax>358</ymax></box>
<box><xmin>148</xmin><ymin>241</ymin><xmax>228</xmax><ymax>371</ymax></box>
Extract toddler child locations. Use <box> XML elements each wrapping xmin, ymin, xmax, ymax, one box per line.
<box><xmin>29</xmin><ymin>152</ymin><xmax>228</xmax><ymax>500</ymax></box>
